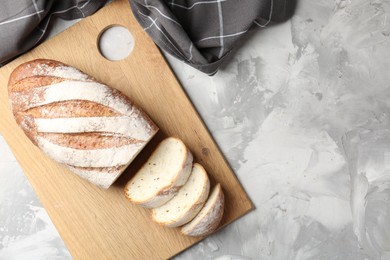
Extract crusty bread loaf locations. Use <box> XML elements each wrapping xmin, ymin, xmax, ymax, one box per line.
<box><xmin>152</xmin><ymin>163</ymin><xmax>210</xmax><ymax>227</ymax></box>
<box><xmin>180</xmin><ymin>183</ymin><xmax>224</xmax><ymax>236</ymax></box>
<box><xmin>8</xmin><ymin>59</ymin><xmax>158</xmax><ymax>189</ymax></box>
<box><xmin>124</xmin><ymin>137</ymin><xmax>193</xmax><ymax>208</ymax></box>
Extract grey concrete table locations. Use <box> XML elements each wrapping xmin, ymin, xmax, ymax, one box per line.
<box><xmin>1</xmin><ymin>0</ymin><xmax>390</xmax><ymax>259</ymax></box>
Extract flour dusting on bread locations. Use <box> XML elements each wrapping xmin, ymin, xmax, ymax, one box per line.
<box><xmin>9</xmin><ymin>59</ymin><xmax>158</xmax><ymax>188</ymax></box>
<box><xmin>32</xmin><ymin>63</ymin><xmax>90</xmax><ymax>81</ymax></box>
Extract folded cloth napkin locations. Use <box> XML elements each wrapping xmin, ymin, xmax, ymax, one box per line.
<box><xmin>0</xmin><ymin>0</ymin><xmax>106</xmax><ymax>66</ymax></box>
<box><xmin>129</xmin><ymin>0</ymin><xmax>295</xmax><ymax>74</ymax></box>
<box><xmin>0</xmin><ymin>0</ymin><xmax>294</xmax><ymax>74</ymax></box>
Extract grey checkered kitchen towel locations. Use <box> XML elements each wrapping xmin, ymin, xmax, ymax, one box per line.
<box><xmin>0</xmin><ymin>0</ymin><xmax>294</xmax><ymax>74</ymax></box>
<box><xmin>0</xmin><ymin>0</ymin><xmax>106</xmax><ymax>66</ymax></box>
<box><xmin>130</xmin><ymin>0</ymin><xmax>295</xmax><ymax>74</ymax></box>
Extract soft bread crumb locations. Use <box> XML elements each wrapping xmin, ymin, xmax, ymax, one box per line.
<box><xmin>152</xmin><ymin>163</ymin><xmax>210</xmax><ymax>227</ymax></box>
<box><xmin>124</xmin><ymin>137</ymin><xmax>193</xmax><ymax>208</ymax></box>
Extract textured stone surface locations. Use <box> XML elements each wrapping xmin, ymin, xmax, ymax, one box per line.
<box><xmin>1</xmin><ymin>0</ymin><xmax>390</xmax><ymax>258</ymax></box>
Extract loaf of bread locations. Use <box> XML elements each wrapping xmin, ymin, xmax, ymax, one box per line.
<box><xmin>180</xmin><ymin>183</ymin><xmax>224</xmax><ymax>236</ymax></box>
<box><xmin>8</xmin><ymin>59</ymin><xmax>158</xmax><ymax>189</ymax></box>
<box><xmin>124</xmin><ymin>137</ymin><xmax>193</xmax><ymax>208</ymax></box>
<box><xmin>152</xmin><ymin>163</ymin><xmax>210</xmax><ymax>227</ymax></box>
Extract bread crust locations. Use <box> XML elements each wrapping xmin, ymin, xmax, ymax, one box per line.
<box><xmin>8</xmin><ymin>59</ymin><xmax>93</xmax><ymax>87</ymax></box>
<box><xmin>8</xmin><ymin>59</ymin><xmax>158</xmax><ymax>188</ymax></box>
<box><xmin>180</xmin><ymin>184</ymin><xmax>225</xmax><ymax>237</ymax></box>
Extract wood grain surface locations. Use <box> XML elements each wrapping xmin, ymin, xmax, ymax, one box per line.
<box><xmin>0</xmin><ymin>0</ymin><xmax>253</xmax><ymax>259</ymax></box>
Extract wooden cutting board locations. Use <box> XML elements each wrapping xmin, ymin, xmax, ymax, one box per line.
<box><xmin>0</xmin><ymin>0</ymin><xmax>253</xmax><ymax>259</ymax></box>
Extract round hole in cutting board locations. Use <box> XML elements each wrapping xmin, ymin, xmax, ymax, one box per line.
<box><xmin>98</xmin><ymin>25</ymin><xmax>134</xmax><ymax>61</ymax></box>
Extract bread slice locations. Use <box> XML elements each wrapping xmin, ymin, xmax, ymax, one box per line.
<box><xmin>180</xmin><ymin>183</ymin><xmax>225</xmax><ymax>237</ymax></box>
<box><xmin>151</xmin><ymin>163</ymin><xmax>210</xmax><ymax>227</ymax></box>
<box><xmin>124</xmin><ymin>137</ymin><xmax>193</xmax><ymax>208</ymax></box>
